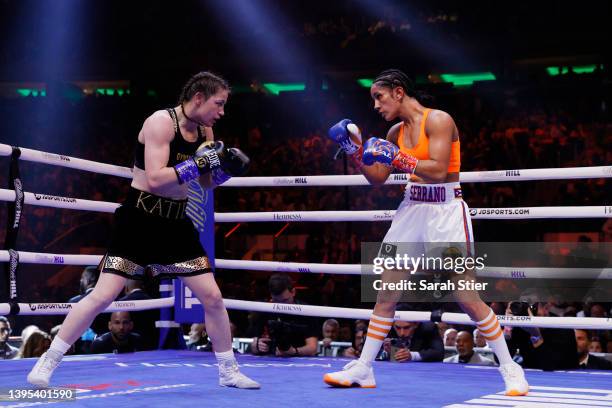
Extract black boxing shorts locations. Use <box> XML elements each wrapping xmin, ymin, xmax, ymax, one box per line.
<box><xmin>99</xmin><ymin>187</ymin><xmax>212</xmax><ymax>280</ymax></box>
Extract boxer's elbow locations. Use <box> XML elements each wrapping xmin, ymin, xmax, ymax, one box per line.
<box><xmin>419</xmin><ymin>163</ymin><xmax>448</xmax><ymax>183</ymax></box>
<box><xmin>146</xmin><ymin>169</ymin><xmax>173</xmax><ymax>191</ymax></box>
<box><xmin>362</xmin><ymin>164</ymin><xmax>391</xmax><ymax>186</ymax></box>
<box><xmin>365</xmin><ymin>173</ymin><xmax>387</xmax><ymax>186</ymax></box>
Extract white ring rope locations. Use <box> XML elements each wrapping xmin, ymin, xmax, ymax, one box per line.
<box><xmin>0</xmin><ymin>188</ymin><xmax>119</xmax><ymax>213</ymax></box>
<box><xmin>224</xmin><ymin>166</ymin><xmax>612</xmax><ymax>187</ymax></box>
<box><xmin>2</xmin><ymin>251</ymin><xmax>610</xmax><ymax>280</ymax></box>
<box><xmin>0</xmin><ymin>297</ymin><xmax>174</xmax><ymax>316</ymax></box>
<box><xmin>2</xmin><ymin>188</ymin><xmax>608</xmax><ymax>219</ymax></box>
<box><xmin>2</xmin><ymin>297</ymin><xmax>607</xmax><ymax>329</ymax></box>
<box><xmin>216</xmin><ymin>207</ymin><xmax>611</xmax><ymax>221</ymax></box>
<box><xmin>0</xmin><ymin>144</ymin><xmax>132</xmax><ymax>179</ymax></box>
<box><xmin>1</xmin><ymin>143</ymin><xmax>610</xmax><ymax>184</ymax></box>
<box><xmin>222</xmin><ymin>299</ymin><xmax>612</xmax><ymax>330</ymax></box>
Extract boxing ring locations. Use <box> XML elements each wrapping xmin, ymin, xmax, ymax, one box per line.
<box><xmin>1</xmin><ymin>143</ymin><xmax>611</xmax><ymax>407</ymax></box>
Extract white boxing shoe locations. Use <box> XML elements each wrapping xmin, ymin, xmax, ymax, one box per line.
<box><xmin>27</xmin><ymin>351</ymin><xmax>62</xmax><ymax>387</ymax></box>
<box><xmin>499</xmin><ymin>361</ymin><xmax>529</xmax><ymax>396</ymax></box>
<box><xmin>218</xmin><ymin>360</ymin><xmax>261</xmax><ymax>389</ymax></box>
<box><xmin>323</xmin><ymin>360</ymin><xmax>376</xmax><ymax>388</ymax></box>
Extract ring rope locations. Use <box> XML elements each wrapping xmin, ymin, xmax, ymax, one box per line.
<box><xmin>0</xmin><ymin>144</ymin><xmax>132</xmax><ymax>179</ymax></box>
<box><xmin>215</xmin><ymin>207</ymin><xmax>611</xmax><ymax>221</ymax></box>
<box><xmin>2</xmin><ymin>250</ymin><xmax>610</xmax><ymax>280</ymax></box>
<box><xmin>0</xmin><ymin>297</ymin><xmax>174</xmax><ymax>316</ymax></box>
<box><xmin>0</xmin><ymin>188</ymin><xmax>119</xmax><ymax>213</ymax></box>
<box><xmin>197</xmin><ymin>299</ymin><xmax>612</xmax><ymax>331</ymax></box>
<box><xmin>1</xmin><ymin>143</ymin><xmax>610</xmax><ymax>184</ymax></box>
<box><xmin>1</xmin><ymin>298</ymin><xmax>608</xmax><ymax>329</ymax></box>
<box><xmin>0</xmin><ymin>189</ymin><xmax>608</xmax><ymax>219</ymax></box>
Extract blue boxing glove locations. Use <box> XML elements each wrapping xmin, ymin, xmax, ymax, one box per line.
<box><xmin>362</xmin><ymin>137</ymin><xmax>419</xmax><ymax>173</ymax></box>
<box><xmin>328</xmin><ymin>119</ymin><xmax>362</xmax><ymax>156</ymax></box>
<box><xmin>362</xmin><ymin>137</ymin><xmax>398</xmax><ymax>166</ymax></box>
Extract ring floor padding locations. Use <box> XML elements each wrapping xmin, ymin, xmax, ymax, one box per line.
<box><xmin>1</xmin><ymin>350</ymin><xmax>611</xmax><ymax>407</ymax></box>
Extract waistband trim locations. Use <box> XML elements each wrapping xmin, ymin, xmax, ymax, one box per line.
<box><xmin>404</xmin><ymin>182</ymin><xmax>462</xmax><ymax>204</ymax></box>
<box><xmin>125</xmin><ymin>187</ymin><xmax>188</xmax><ymax>220</ymax></box>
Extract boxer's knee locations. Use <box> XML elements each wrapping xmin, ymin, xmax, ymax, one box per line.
<box><xmin>202</xmin><ymin>287</ymin><xmax>224</xmax><ymax>310</ymax></box>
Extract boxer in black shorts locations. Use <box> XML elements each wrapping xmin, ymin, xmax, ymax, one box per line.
<box><xmin>28</xmin><ymin>71</ymin><xmax>260</xmax><ymax>389</ymax></box>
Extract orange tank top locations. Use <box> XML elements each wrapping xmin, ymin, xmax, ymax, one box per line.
<box><xmin>397</xmin><ymin>108</ymin><xmax>461</xmax><ymax>173</ymax></box>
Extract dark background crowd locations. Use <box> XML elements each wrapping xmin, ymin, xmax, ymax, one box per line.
<box><xmin>0</xmin><ymin>0</ymin><xmax>610</xmax><ymax>369</ymax></box>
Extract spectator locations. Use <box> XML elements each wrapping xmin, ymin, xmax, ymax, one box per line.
<box><xmin>589</xmin><ymin>338</ymin><xmax>603</xmax><ymax>353</ymax></box>
<box><xmin>505</xmin><ymin>302</ymin><xmax>578</xmax><ymax>370</ymax></box>
<box><xmin>20</xmin><ymin>325</ymin><xmax>40</xmax><ymax>346</ymax></box>
<box><xmin>343</xmin><ymin>326</ymin><xmax>365</xmax><ymax>358</ymax></box>
<box><xmin>380</xmin><ymin>319</ymin><xmax>444</xmax><ymax>362</ymax></box>
<box><xmin>68</xmin><ymin>266</ymin><xmax>99</xmax><ymax>303</ymax></box>
<box><xmin>118</xmin><ymin>279</ymin><xmax>158</xmax><ymax>351</ymax></box>
<box><xmin>0</xmin><ymin>316</ymin><xmax>18</xmax><ymax>359</ymax></box>
<box><xmin>322</xmin><ymin>319</ymin><xmax>340</xmax><ymax>348</ymax></box>
<box><xmin>473</xmin><ymin>328</ymin><xmax>487</xmax><ymax>348</ymax></box>
<box><xmin>444</xmin><ymin>331</ymin><xmax>496</xmax><ymax>366</ymax></box>
<box><xmin>321</xmin><ymin>319</ymin><xmax>347</xmax><ymax>357</ymax></box>
<box><xmin>575</xmin><ymin>330</ymin><xmax>612</xmax><ymax>370</ymax></box>
<box><xmin>69</xmin><ymin>265</ymin><xmax>107</xmax><ymax>351</ymax></box>
<box><xmin>443</xmin><ymin>328</ymin><xmax>458</xmax><ymax>347</ymax></box>
<box><xmin>248</xmin><ymin>274</ymin><xmax>319</xmax><ymax>357</ymax></box>
<box><xmin>19</xmin><ymin>331</ymin><xmax>51</xmax><ymax>359</ymax></box>
<box><xmin>91</xmin><ymin>312</ymin><xmax>141</xmax><ymax>354</ymax></box>
<box><xmin>187</xmin><ymin>323</ymin><xmax>211</xmax><ymax>352</ymax></box>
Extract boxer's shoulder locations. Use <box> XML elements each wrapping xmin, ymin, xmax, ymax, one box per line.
<box><xmin>142</xmin><ymin>110</ymin><xmax>176</xmax><ymax>143</ymax></box>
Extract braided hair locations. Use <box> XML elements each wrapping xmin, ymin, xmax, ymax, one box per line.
<box><xmin>178</xmin><ymin>71</ymin><xmax>230</xmax><ymax>103</ymax></box>
<box><xmin>373</xmin><ymin>69</ymin><xmax>432</xmax><ymax>104</ymax></box>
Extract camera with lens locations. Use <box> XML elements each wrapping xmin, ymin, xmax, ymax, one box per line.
<box><xmin>509</xmin><ymin>301</ymin><xmax>538</xmax><ymax>316</ymax></box>
<box><xmin>267</xmin><ymin>320</ymin><xmax>308</xmax><ymax>352</ymax></box>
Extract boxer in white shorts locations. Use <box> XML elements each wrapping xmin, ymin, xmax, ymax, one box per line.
<box><xmin>324</xmin><ymin>69</ymin><xmax>528</xmax><ymax>396</ymax></box>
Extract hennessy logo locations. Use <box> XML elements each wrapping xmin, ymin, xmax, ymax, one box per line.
<box><xmin>136</xmin><ymin>192</ymin><xmax>186</xmax><ymax>219</ymax></box>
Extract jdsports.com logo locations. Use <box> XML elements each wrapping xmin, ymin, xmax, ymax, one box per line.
<box><xmin>469</xmin><ymin>209</ymin><xmax>477</xmax><ymax>216</ymax></box>
<box><xmin>474</xmin><ymin>209</ymin><xmax>530</xmax><ymax>215</ymax></box>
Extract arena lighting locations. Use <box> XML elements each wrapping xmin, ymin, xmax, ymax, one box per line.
<box><xmin>262</xmin><ymin>83</ymin><xmax>306</xmax><ymax>95</ymax></box>
<box><xmin>95</xmin><ymin>88</ymin><xmax>131</xmax><ymax>96</ymax></box>
<box><xmin>546</xmin><ymin>64</ymin><xmax>603</xmax><ymax>76</ymax></box>
<box><xmin>439</xmin><ymin>72</ymin><xmax>496</xmax><ymax>87</ymax></box>
<box><xmin>357</xmin><ymin>78</ymin><xmax>374</xmax><ymax>88</ymax></box>
<box><xmin>205</xmin><ymin>1</ymin><xmax>310</xmax><ymax>76</ymax></box>
<box><xmin>16</xmin><ymin>88</ymin><xmax>46</xmax><ymax>97</ymax></box>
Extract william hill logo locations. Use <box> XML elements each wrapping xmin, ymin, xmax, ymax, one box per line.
<box><xmin>294</xmin><ymin>177</ymin><xmax>307</xmax><ymax>184</ymax></box>
<box><xmin>511</xmin><ymin>270</ymin><xmax>526</xmax><ymax>278</ymax></box>
<box><xmin>506</xmin><ymin>170</ymin><xmax>521</xmax><ymax>176</ymax></box>
<box><xmin>393</xmin><ymin>174</ymin><xmax>408</xmax><ymax>181</ymax></box>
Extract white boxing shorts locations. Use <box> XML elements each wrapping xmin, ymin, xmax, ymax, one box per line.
<box><xmin>380</xmin><ymin>182</ymin><xmax>474</xmax><ymax>259</ymax></box>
